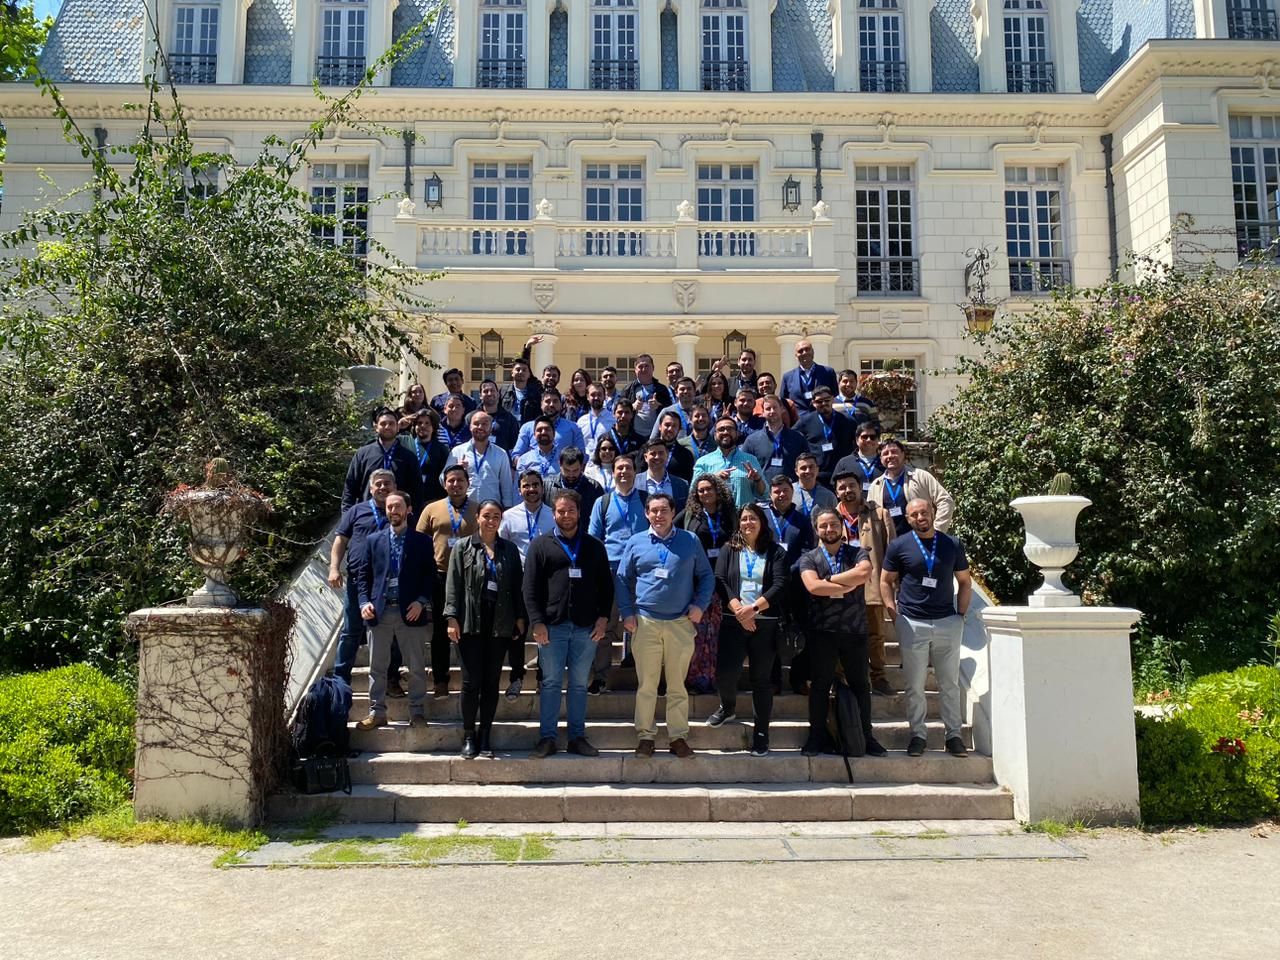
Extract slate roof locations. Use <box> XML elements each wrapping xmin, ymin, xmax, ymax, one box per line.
<box><xmin>39</xmin><ymin>0</ymin><xmax>144</xmax><ymax>83</ymax></box>
<box><xmin>771</xmin><ymin>0</ymin><xmax>834</xmax><ymax>92</ymax></box>
<box><xmin>391</xmin><ymin>0</ymin><xmax>455</xmax><ymax>88</ymax></box>
<box><xmin>244</xmin><ymin>0</ymin><xmax>293</xmax><ymax>85</ymax></box>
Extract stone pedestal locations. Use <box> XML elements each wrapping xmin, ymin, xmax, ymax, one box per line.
<box><xmin>128</xmin><ymin>606</ymin><xmax>278</xmax><ymax>825</ymax></box>
<box><xmin>981</xmin><ymin>605</ymin><xmax>1142</xmax><ymax>824</ymax></box>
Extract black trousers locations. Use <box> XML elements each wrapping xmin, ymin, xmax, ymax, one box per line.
<box><xmin>506</xmin><ymin>627</ymin><xmax>527</xmax><ymax>684</ymax></box>
<box><xmin>430</xmin><ymin>574</ymin><xmax>452</xmax><ymax>686</ymax></box>
<box><xmin>806</xmin><ymin>629</ymin><xmax>872</xmax><ymax>746</ymax></box>
<box><xmin>459</xmin><ymin>631</ymin><xmax>509</xmax><ymax>734</ymax></box>
<box><xmin>717</xmin><ymin>618</ymin><xmax>779</xmax><ymax>735</ymax></box>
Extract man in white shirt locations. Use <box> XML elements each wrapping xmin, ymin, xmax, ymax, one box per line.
<box><xmin>446</xmin><ymin>410</ymin><xmax>515</xmax><ymax>507</ymax></box>
<box><xmin>499</xmin><ymin>470</ymin><xmax>556</xmax><ymax>561</ymax></box>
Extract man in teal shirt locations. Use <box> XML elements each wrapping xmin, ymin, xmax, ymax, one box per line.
<box><xmin>693</xmin><ymin>415</ymin><xmax>766</xmax><ymax>508</ymax></box>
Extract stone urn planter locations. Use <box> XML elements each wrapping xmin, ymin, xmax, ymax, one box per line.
<box><xmin>163</xmin><ymin>460</ymin><xmax>272</xmax><ymax>608</ymax></box>
<box><xmin>1010</xmin><ymin>485</ymin><xmax>1091</xmax><ymax>608</ymax></box>
<box><xmin>346</xmin><ymin>364</ymin><xmax>395</xmax><ymax>413</ymax></box>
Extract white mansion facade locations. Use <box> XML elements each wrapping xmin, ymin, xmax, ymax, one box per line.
<box><xmin>4</xmin><ymin>0</ymin><xmax>1280</xmax><ymax>433</ymax></box>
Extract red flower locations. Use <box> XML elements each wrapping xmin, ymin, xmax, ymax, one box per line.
<box><xmin>1211</xmin><ymin>737</ymin><xmax>1247</xmax><ymax>758</ymax></box>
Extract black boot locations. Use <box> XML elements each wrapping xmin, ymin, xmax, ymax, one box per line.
<box><xmin>460</xmin><ymin>731</ymin><xmax>478</xmax><ymax>759</ymax></box>
<box><xmin>478</xmin><ymin>724</ymin><xmax>496</xmax><ymax>759</ymax></box>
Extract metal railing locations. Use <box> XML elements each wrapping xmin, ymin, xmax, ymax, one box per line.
<box><xmin>477</xmin><ymin>58</ymin><xmax>527</xmax><ymax>89</ymax></box>
<box><xmin>1236</xmin><ymin>220</ymin><xmax>1280</xmax><ymax>258</ymax></box>
<box><xmin>1008</xmin><ymin>257</ymin><xmax>1071</xmax><ymax>294</ymax></box>
<box><xmin>859</xmin><ymin>59</ymin><xmax>908</xmax><ymax>93</ymax></box>
<box><xmin>169</xmin><ymin>52</ymin><xmax>217</xmax><ymax>84</ymax></box>
<box><xmin>1228</xmin><ymin>7</ymin><xmax>1280</xmax><ymax>39</ymax></box>
<box><xmin>315</xmin><ymin>55</ymin><xmax>366</xmax><ymax>86</ymax></box>
<box><xmin>701</xmin><ymin>59</ymin><xmax>749</xmax><ymax>92</ymax></box>
<box><xmin>1006</xmin><ymin>59</ymin><xmax>1055</xmax><ymax>93</ymax></box>
<box><xmin>856</xmin><ymin>257</ymin><xmax>920</xmax><ymax>295</ymax></box>
<box><xmin>590</xmin><ymin>59</ymin><xmax>639</xmax><ymax>90</ymax></box>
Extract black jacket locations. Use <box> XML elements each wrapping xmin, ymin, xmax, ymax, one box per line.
<box><xmin>499</xmin><ymin>381</ymin><xmax>544</xmax><ymax>424</ymax></box>
<box><xmin>522</xmin><ymin>530</ymin><xmax>614</xmax><ymax>628</ymax></box>
<box><xmin>675</xmin><ymin>505</ymin><xmax>736</xmax><ymax>557</ymax></box>
<box><xmin>341</xmin><ymin>439</ymin><xmax>424</xmax><ymax>512</ymax></box>
<box><xmin>714</xmin><ymin>542</ymin><xmax>790</xmax><ymax>617</ymax></box>
<box><xmin>353</xmin><ymin>527</ymin><xmax>438</xmax><ymax>625</ymax></box>
<box><xmin>399</xmin><ymin>435</ymin><xmax>450</xmax><ymax>505</ymax></box>
<box><xmin>443</xmin><ymin>535</ymin><xmax>527</xmax><ymax>636</ymax></box>
<box><xmin>795</xmin><ymin>410</ymin><xmax>856</xmax><ymax>485</ymax></box>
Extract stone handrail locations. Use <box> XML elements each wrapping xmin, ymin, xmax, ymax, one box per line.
<box><xmin>279</xmin><ymin>522</ymin><xmax>345</xmax><ymax>722</ymax></box>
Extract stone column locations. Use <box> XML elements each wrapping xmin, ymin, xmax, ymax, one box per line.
<box><xmin>676</xmin><ymin>0</ymin><xmax>699</xmax><ymax>91</ymax></box>
<box><xmin>426</xmin><ymin>319</ymin><xmax>453</xmax><ymax>395</ymax></box>
<box><xmin>529</xmin><ymin>319</ymin><xmax>561</xmax><ymax>372</ymax></box>
<box><xmin>807</xmin><ymin>318</ymin><xmax>836</xmax><ymax>367</ymax></box>
<box><xmin>772</xmin><ymin>320</ymin><xmax>805</xmax><ymax>375</ymax></box>
<box><xmin>639</xmin><ymin>0</ymin><xmax>662</xmax><ymax>90</ymax></box>
<box><xmin>980</xmin><ymin>605</ymin><xmax>1142</xmax><ymax>824</ymax></box>
<box><xmin>670</xmin><ymin>320</ymin><xmax>701</xmax><ymax>372</ymax></box>
<box><xmin>129</xmin><ymin>606</ymin><xmax>281</xmax><ymax>825</ymax></box>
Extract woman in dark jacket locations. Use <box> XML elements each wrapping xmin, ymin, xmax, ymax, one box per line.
<box><xmin>708</xmin><ymin>502</ymin><xmax>789</xmax><ymax>756</ymax></box>
<box><xmin>444</xmin><ymin>499</ymin><xmax>527</xmax><ymax>758</ymax></box>
<box><xmin>676</xmin><ymin>474</ymin><xmax>737</xmax><ymax>693</ymax></box>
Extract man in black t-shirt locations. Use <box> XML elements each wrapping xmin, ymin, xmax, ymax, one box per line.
<box><xmin>798</xmin><ymin>507</ymin><xmax>888</xmax><ymax>759</ymax></box>
<box><xmin>881</xmin><ymin>498</ymin><xmax>973</xmax><ymax>759</ymax></box>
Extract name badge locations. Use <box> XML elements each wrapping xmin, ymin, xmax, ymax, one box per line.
<box><xmin>447</xmin><ymin>536</ymin><xmax>458</xmax><ymax>547</ymax></box>
<box><xmin>922</xmin><ymin>576</ymin><xmax>939</xmax><ymax>589</ymax></box>
<box><xmin>821</xmin><ymin>443</ymin><xmax>834</xmax><ymax>452</ymax></box>
<box><xmin>568</xmin><ymin>568</ymin><xmax>583</xmax><ymax>579</ymax></box>
<box><xmin>654</xmin><ymin>567</ymin><xmax>670</xmax><ymax>580</ymax></box>
<box><xmin>388</xmin><ymin>577</ymin><xmax>399</xmax><ymax>590</ymax></box>
<box><xmin>849</xmin><ymin>539</ymin><xmax>861</xmax><ymax>548</ymax></box>
<box><xmin>486</xmin><ymin>580</ymin><xmax>499</xmax><ymax>592</ymax></box>
<box><xmin>889</xmin><ymin>507</ymin><xmax>903</xmax><ymax>518</ymax></box>
<box><xmin>862</xmin><ymin>482</ymin><xmax>871</xmax><ymax>492</ymax></box>
<box><xmin>706</xmin><ymin>548</ymin><xmax>720</xmax><ymax>559</ymax></box>
<box><xmin>803</xmin><ymin>390</ymin><xmax>814</xmax><ymax>400</ymax></box>
<box><xmin>770</xmin><ymin>457</ymin><xmax>783</xmax><ymax>467</ymax></box>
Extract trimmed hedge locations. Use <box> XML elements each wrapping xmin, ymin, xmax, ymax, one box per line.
<box><xmin>0</xmin><ymin>665</ymin><xmax>135</xmax><ymax>834</ymax></box>
<box><xmin>1137</xmin><ymin>666</ymin><xmax>1280</xmax><ymax>824</ymax></box>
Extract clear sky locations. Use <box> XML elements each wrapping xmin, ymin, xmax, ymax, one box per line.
<box><xmin>34</xmin><ymin>0</ymin><xmax>62</xmax><ymax>20</ymax></box>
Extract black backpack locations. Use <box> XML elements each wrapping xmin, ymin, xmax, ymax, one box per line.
<box><xmin>289</xmin><ymin>675</ymin><xmax>354</xmax><ymax>794</ymax></box>
<box><xmin>827</xmin><ymin>681</ymin><xmax>867</xmax><ymax>783</ymax></box>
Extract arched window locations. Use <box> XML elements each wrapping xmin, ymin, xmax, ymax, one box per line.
<box><xmin>858</xmin><ymin>0</ymin><xmax>905</xmax><ymax>93</ymax></box>
<box><xmin>1003</xmin><ymin>0</ymin><xmax>1052</xmax><ymax>93</ymax></box>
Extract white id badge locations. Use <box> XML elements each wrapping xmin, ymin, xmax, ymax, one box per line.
<box><xmin>922</xmin><ymin>576</ymin><xmax>939</xmax><ymax>589</ymax></box>
<box><xmin>486</xmin><ymin>580</ymin><xmax>499</xmax><ymax>592</ymax></box>
<box><xmin>706</xmin><ymin>548</ymin><xmax>720</xmax><ymax>559</ymax></box>
<box><xmin>388</xmin><ymin>577</ymin><xmax>399</xmax><ymax>590</ymax></box>
<box><xmin>803</xmin><ymin>390</ymin><xmax>814</xmax><ymax>400</ymax></box>
<box><xmin>447</xmin><ymin>536</ymin><xmax>458</xmax><ymax>547</ymax></box>
<box><xmin>770</xmin><ymin>457</ymin><xmax>783</xmax><ymax>467</ymax></box>
<box><xmin>654</xmin><ymin>567</ymin><xmax>670</xmax><ymax>580</ymax></box>
<box><xmin>850</xmin><ymin>539</ymin><xmax>861</xmax><ymax>548</ymax></box>
<box><xmin>889</xmin><ymin>506</ymin><xmax>903</xmax><ymax>518</ymax></box>
<box><xmin>821</xmin><ymin>443</ymin><xmax>834</xmax><ymax>452</ymax></box>
<box><xmin>568</xmin><ymin>568</ymin><xmax>583</xmax><ymax>579</ymax></box>
<box><xmin>862</xmin><ymin>482</ymin><xmax>871</xmax><ymax>492</ymax></box>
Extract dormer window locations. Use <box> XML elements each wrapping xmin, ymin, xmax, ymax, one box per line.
<box><xmin>479</xmin><ymin>0</ymin><xmax>527</xmax><ymax>89</ymax></box>
<box><xmin>701</xmin><ymin>0</ymin><xmax>748</xmax><ymax>92</ymax></box>
<box><xmin>1003</xmin><ymin>0</ymin><xmax>1053</xmax><ymax>93</ymax></box>
<box><xmin>316</xmin><ymin>0</ymin><xmax>367</xmax><ymax>86</ymax></box>
<box><xmin>1228</xmin><ymin>0</ymin><xmax>1280</xmax><ymax>39</ymax></box>
<box><xmin>858</xmin><ymin>0</ymin><xmax>906</xmax><ymax>93</ymax></box>
<box><xmin>591</xmin><ymin>0</ymin><xmax>639</xmax><ymax>90</ymax></box>
<box><xmin>171</xmin><ymin>2</ymin><xmax>219</xmax><ymax>83</ymax></box>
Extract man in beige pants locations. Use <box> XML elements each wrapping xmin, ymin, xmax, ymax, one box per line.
<box><xmin>615</xmin><ymin>494</ymin><xmax>716</xmax><ymax>758</ymax></box>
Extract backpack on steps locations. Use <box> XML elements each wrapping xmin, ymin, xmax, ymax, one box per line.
<box><xmin>289</xmin><ymin>675</ymin><xmax>354</xmax><ymax>795</ymax></box>
<box><xmin>826</xmin><ymin>680</ymin><xmax>866</xmax><ymax>784</ymax></box>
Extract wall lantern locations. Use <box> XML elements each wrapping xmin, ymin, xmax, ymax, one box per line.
<box><xmin>723</xmin><ymin>329</ymin><xmax>748</xmax><ymax>360</ymax></box>
<box><xmin>424</xmin><ymin>172</ymin><xmax>443</xmax><ymax>209</ymax></box>
<box><xmin>782</xmin><ymin>175</ymin><xmax>801</xmax><ymax>212</ymax></box>
<box><xmin>961</xmin><ymin>244</ymin><xmax>1000</xmax><ymax>335</ymax></box>
<box><xmin>480</xmin><ymin>329</ymin><xmax>503</xmax><ymax>365</ymax></box>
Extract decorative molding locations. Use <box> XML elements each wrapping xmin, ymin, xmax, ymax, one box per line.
<box><xmin>532</xmin><ymin>280</ymin><xmax>557</xmax><ymax>313</ymax></box>
<box><xmin>807</xmin><ymin>318</ymin><xmax>837</xmax><ymax>337</ymax></box>
<box><xmin>676</xmin><ymin>200</ymin><xmax>696</xmax><ymax>222</ymax></box>
<box><xmin>877</xmin><ymin>113</ymin><xmax>896</xmax><ymax>143</ymax></box>
<box><xmin>672</xmin><ymin>281</ymin><xmax>698</xmax><ymax>313</ymax></box>
<box><xmin>396</xmin><ymin>196</ymin><xmax>416</xmax><ymax>218</ymax></box>
<box><xmin>535</xmin><ymin>197</ymin><xmax>555</xmax><ymax>220</ymax></box>
<box><xmin>772</xmin><ymin>319</ymin><xmax>808</xmax><ymax>338</ymax></box>
<box><xmin>1025</xmin><ymin>112</ymin><xmax>1047</xmax><ymax>144</ymax></box>
<box><xmin>669</xmin><ymin>319</ymin><xmax>702</xmax><ymax>337</ymax></box>
<box><xmin>812</xmin><ymin>200</ymin><xmax>831</xmax><ymax>221</ymax></box>
<box><xmin>528</xmin><ymin>318</ymin><xmax>561</xmax><ymax>336</ymax></box>
<box><xmin>425</xmin><ymin>319</ymin><xmax>453</xmax><ymax>341</ymax></box>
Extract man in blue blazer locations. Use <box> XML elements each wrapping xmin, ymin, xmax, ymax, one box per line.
<box><xmin>353</xmin><ymin>490</ymin><xmax>439</xmax><ymax>729</ymax></box>
<box><xmin>635</xmin><ymin>438</ymin><xmax>689</xmax><ymax>512</ymax></box>
<box><xmin>778</xmin><ymin>339</ymin><xmax>838</xmax><ymax>415</ymax></box>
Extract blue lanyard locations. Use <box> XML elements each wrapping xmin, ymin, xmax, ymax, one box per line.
<box><xmin>380</xmin><ymin>443</ymin><xmax>396</xmax><ymax>471</ymax></box>
<box><xmin>799</xmin><ymin>367</ymin><xmax>814</xmax><ymax>391</ymax></box>
<box><xmin>654</xmin><ymin>538</ymin><xmax>671</xmax><ymax>566</ymax></box>
<box><xmin>769</xmin><ymin>431</ymin><xmax>783</xmax><ymax>460</ymax></box>
<box><xmin>840</xmin><ymin>507</ymin><xmax>859</xmax><ymax>541</ymax></box>
<box><xmin>445</xmin><ymin>424</ymin><xmax>467</xmax><ymax>448</ymax></box>
<box><xmin>743</xmin><ymin>548</ymin><xmax>761</xmax><ymax>579</ymax></box>
<box><xmin>820</xmin><ymin>416</ymin><xmax>832</xmax><ymax>442</ymax></box>
<box><xmin>676</xmin><ymin>407</ymin><xmax>689</xmax><ymax>432</ymax></box>
<box><xmin>537</xmin><ymin>450</ymin><xmax>555</xmax><ymax>474</ymax></box>
<box><xmin>613</xmin><ymin>492</ymin><xmax>633</xmax><ymax>524</ymax></box>
<box><xmin>769</xmin><ymin>508</ymin><xmax>789</xmax><ymax>541</ymax></box>
<box><xmin>798</xmin><ymin>488</ymin><xmax>814</xmax><ymax>518</ymax></box>
<box><xmin>446</xmin><ymin>498</ymin><xmax>468</xmax><ymax>535</ymax></box>
<box><xmin>413</xmin><ymin>438</ymin><xmax>431</xmax><ymax>470</ymax></box>
<box><xmin>483</xmin><ymin>550</ymin><xmax>499</xmax><ymax>583</ymax></box>
<box><xmin>388</xmin><ymin>528</ymin><xmax>404</xmax><ymax>575</ymax></box>
<box><xmin>637</xmin><ymin>384</ymin><xmax>652</xmax><ymax>401</ymax></box>
<box><xmin>912</xmin><ymin>531</ymin><xmax>938</xmax><ymax>577</ymax></box>
<box><xmin>525</xmin><ymin>507</ymin><xmax>542</xmax><ymax>539</ymax></box>
<box><xmin>822</xmin><ymin>545</ymin><xmax>844</xmax><ymax>576</ymax></box>
<box><xmin>858</xmin><ymin>457</ymin><xmax>878</xmax><ymax>480</ymax></box>
<box><xmin>884</xmin><ymin>475</ymin><xmax>905</xmax><ymax>505</ymax></box>
<box><xmin>706</xmin><ymin>513</ymin><xmax>721</xmax><ymax>544</ymax></box>
<box><xmin>555</xmin><ymin>532</ymin><xmax>581</xmax><ymax>568</ymax></box>
<box><xmin>369</xmin><ymin>500</ymin><xmax>387</xmax><ymax>531</ymax></box>
<box><xmin>588</xmin><ymin>414</ymin><xmax>604</xmax><ymax>439</ymax></box>
<box><xmin>471</xmin><ymin>444</ymin><xmax>486</xmax><ymax>478</ymax></box>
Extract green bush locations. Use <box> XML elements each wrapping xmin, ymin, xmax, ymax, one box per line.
<box><xmin>0</xmin><ymin>665</ymin><xmax>135</xmax><ymax>834</ymax></box>
<box><xmin>1136</xmin><ymin>665</ymin><xmax>1280</xmax><ymax>824</ymax></box>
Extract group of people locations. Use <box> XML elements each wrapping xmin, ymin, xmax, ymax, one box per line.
<box><xmin>329</xmin><ymin>337</ymin><xmax>972</xmax><ymax>761</ymax></box>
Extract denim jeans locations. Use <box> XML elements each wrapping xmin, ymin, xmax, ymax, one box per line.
<box><xmin>538</xmin><ymin>622</ymin><xmax>598</xmax><ymax>741</ymax></box>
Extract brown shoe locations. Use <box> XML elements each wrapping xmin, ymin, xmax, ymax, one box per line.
<box><xmin>568</xmin><ymin>737</ymin><xmax>599</xmax><ymax>758</ymax></box>
<box><xmin>356</xmin><ymin>715</ymin><xmax>386</xmax><ymax>731</ymax></box>
<box><xmin>432</xmin><ymin>683</ymin><xmax>450</xmax><ymax>700</ymax></box>
<box><xmin>669</xmin><ymin>738</ymin><xmax>695</xmax><ymax>758</ymax></box>
<box><xmin>386</xmin><ymin>677</ymin><xmax>407</xmax><ymax>699</ymax></box>
<box><xmin>635</xmin><ymin>739</ymin><xmax>655</xmax><ymax>757</ymax></box>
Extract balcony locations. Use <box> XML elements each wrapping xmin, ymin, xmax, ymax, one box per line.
<box><xmin>859</xmin><ymin>59</ymin><xmax>908</xmax><ymax>93</ymax></box>
<box><xmin>169</xmin><ymin>52</ymin><xmax>217</xmax><ymax>84</ymax></box>
<box><xmin>315</xmin><ymin>55</ymin><xmax>366</xmax><ymax>86</ymax></box>
<box><xmin>477</xmin><ymin>58</ymin><xmax>527</xmax><ymax>89</ymax></box>
<box><xmin>1008</xmin><ymin>257</ymin><xmax>1071</xmax><ymax>294</ymax></box>
<box><xmin>1006</xmin><ymin>60</ymin><xmax>1055</xmax><ymax>93</ymax></box>
<box><xmin>856</xmin><ymin>257</ymin><xmax>920</xmax><ymax>296</ymax></box>
<box><xmin>701</xmin><ymin>59</ymin><xmax>749</xmax><ymax>92</ymax></box>
<box><xmin>591</xmin><ymin>59</ymin><xmax>639</xmax><ymax>91</ymax></box>
<box><xmin>1236</xmin><ymin>220</ymin><xmax>1280</xmax><ymax>258</ymax></box>
<box><xmin>1228</xmin><ymin>7</ymin><xmax>1280</xmax><ymax>39</ymax></box>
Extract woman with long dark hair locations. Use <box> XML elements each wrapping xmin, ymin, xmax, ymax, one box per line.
<box><xmin>586</xmin><ymin>436</ymin><xmax>619</xmax><ymax>492</ymax></box>
<box><xmin>563</xmin><ymin>368</ymin><xmax>593</xmax><ymax>421</ymax></box>
<box><xmin>675</xmin><ymin>474</ymin><xmax>736</xmax><ymax>693</ymax></box>
<box><xmin>703</xmin><ymin>372</ymin><xmax>732</xmax><ymax>421</ymax></box>
<box><xmin>708</xmin><ymin>502</ymin><xmax>789</xmax><ymax>756</ymax></box>
<box><xmin>444</xmin><ymin>499</ymin><xmax>527</xmax><ymax>758</ymax></box>
<box><xmin>398</xmin><ymin>383</ymin><xmax>430</xmax><ymax>432</ymax></box>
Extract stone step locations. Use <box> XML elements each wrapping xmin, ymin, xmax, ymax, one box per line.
<box><xmin>350</xmin><ymin>719</ymin><xmax>971</xmax><ymax>753</ymax></box>
<box><xmin>347</xmin><ymin>749</ymin><xmax>994</xmax><ymax>786</ymax></box>
<box><xmin>268</xmin><ymin>781</ymin><xmax>1014</xmax><ymax>823</ymax></box>
<box><xmin>349</xmin><ymin>689</ymin><xmax>942</xmax><ymax>723</ymax></box>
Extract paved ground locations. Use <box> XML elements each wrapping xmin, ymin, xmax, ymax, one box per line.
<box><xmin>2</xmin><ymin>822</ymin><xmax>1276</xmax><ymax>959</ymax></box>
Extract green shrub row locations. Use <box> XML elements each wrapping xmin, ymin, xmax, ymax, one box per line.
<box><xmin>1137</xmin><ymin>665</ymin><xmax>1280</xmax><ymax>824</ymax></box>
<box><xmin>0</xmin><ymin>665</ymin><xmax>135</xmax><ymax>834</ymax></box>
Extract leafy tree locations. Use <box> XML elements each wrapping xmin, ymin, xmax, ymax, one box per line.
<box><xmin>0</xmin><ymin>39</ymin><xmax>432</xmax><ymax>673</ymax></box>
<box><xmin>1</xmin><ymin>2</ymin><xmax>55</xmax><ymax>181</ymax></box>
<box><xmin>930</xmin><ymin>258</ymin><xmax>1280</xmax><ymax>679</ymax></box>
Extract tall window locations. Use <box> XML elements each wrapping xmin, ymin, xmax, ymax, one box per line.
<box><xmin>479</xmin><ymin>0</ymin><xmax>527</xmax><ymax>88</ymax></box>
<box><xmin>697</xmin><ymin>163</ymin><xmax>756</xmax><ymax>256</ymax></box>
<box><xmin>471</xmin><ymin>161</ymin><xmax>531</xmax><ymax>255</ymax></box>
<box><xmin>171</xmin><ymin>2</ymin><xmax>219</xmax><ymax>83</ymax></box>
<box><xmin>855</xmin><ymin>165</ymin><xmax>917</xmax><ymax>295</ymax></box>
<box><xmin>1005</xmin><ymin>166</ymin><xmax>1069</xmax><ymax>293</ymax></box>
<box><xmin>859</xmin><ymin>358</ymin><xmax>918</xmax><ymax>439</ymax></box>
<box><xmin>1230</xmin><ymin>115</ymin><xmax>1280</xmax><ymax>258</ymax></box>
<box><xmin>316</xmin><ymin>0</ymin><xmax>367</xmax><ymax>85</ymax></box>
<box><xmin>858</xmin><ymin>0</ymin><xmax>906</xmax><ymax>93</ymax></box>
<box><xmin>584</xmin><ymin>355</ymin><xmax>637</xmax><ymax>380</ymax></box>
<box><xmin>1228</xmin><ymin>0</ymin><xmax>1279</xmax><ymax>39</ymax></box>
<box><xmin>585</xmin><ymin>163</ymin><xmax>644</xmax><ymax>255</ymax></box>
<box><xmin>310</xmin><ymin>162</ymin><xmax>369</xmax><ymax>260</ymax></box>
<box><xmin>592</xmin><ymin>0</ymin><xmax>638</xmax><ymax>90</ymax></box>
<box><xmin>701</xmin><ymin>0</ymin><xmax>748</xmax><ymax>92</ymax></box>
<box><xmin>1003</xmin><ymin>0</ymin><xmax>1053</xmax><ymax>93</ymax></box>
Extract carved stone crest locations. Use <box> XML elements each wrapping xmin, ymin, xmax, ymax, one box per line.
<box><xmin>673</xmin><ymin>280</ymin><xmax>698</xmax><ymax>313</ymax></box>
<box><xmin>532</xmin><ymin>280</ymin><xmax>557</xmax><ymax>313</ymax></box>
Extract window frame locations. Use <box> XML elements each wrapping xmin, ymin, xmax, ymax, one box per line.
<box><xmin>1004</xmin><ymin>164</ymin><xmax>1070</xmax><ymax>295</ymax></box>
<box><xmin>857</xmin><ymin>0</ymin><xmax>907</xmax><ymax>94</ymax></box>
<box><xmin>583</xmin><ymin>162</ymin><xmax>646</xmax><ymax>256</ymax></box>
<box><xmin>1002</xmin><ymin>0</ymin><xmax>1054</xmax><ymax>94</ymax></box>
<box><xmin>696</xmin><ymin>162</ymin><xmax>757</xmax><ymax>257</ymax></box>
<box><xmin>310</xmin><ymin>161</ymin><xmax>370</xmax><ymax>261</ymax></box>
<box><xmin>1230</xmin><ymin>115</ymin><xmax>1280</xmax><ymax>259</ymax></box>
<box><xmin>171</xmin><ymin>1</ymin><xmax>219</xmax><ymax>83</ymax></box>
<box><xmin>854</xmin><ymin>163</ymin><xmax>919</xmax><ymax>297</ymax></box>
<box><xmin>700</xmin><ymin>0</ymin><xmax>749</xmax><ymax>92</ymax></box>
<box><xmin>478</xmin><ymin>0</ymin><xmax>528</xmax><ymax>89</ymax></box>
<box><xmin>591</xmin><ymin>0</ymin><xmax>639</xmax><ymax>90</ymax></box>
<box><xmin>470</xmin><ymin>160</ymin><xmax>532</xmax><ymax>256</ymax></box>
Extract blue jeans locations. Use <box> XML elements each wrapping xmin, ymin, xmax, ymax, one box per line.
<box><xmin>538</xmin><ymin>623</ymin><xmax>598</xmax><ymax>741</ymax></box>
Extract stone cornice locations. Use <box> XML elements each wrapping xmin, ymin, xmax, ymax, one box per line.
<box><xmin>5</xmin><ymin>41</ymin><xmax>1280</xmax><ymax>131</ymax></box>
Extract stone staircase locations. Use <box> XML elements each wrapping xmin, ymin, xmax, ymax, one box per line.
<box><xmin>270</xmin><ymin>634</ymin><xmax>1013</xmax><ymax>824</ymax></box>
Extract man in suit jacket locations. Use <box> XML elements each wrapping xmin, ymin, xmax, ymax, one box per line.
<box><xmin>353</xmin><ymin>490</ymin><xmax>439</xmax><ymax>729</ymax></box>
<box><xmin>635</xmin><ymin>438</ymin><xmax>690</xmax><ymax>512</ymax></box>
<box><xmin>778</xmin><ymin>339</ymin><xmax>838</xmax><ymax>415</ymax></box>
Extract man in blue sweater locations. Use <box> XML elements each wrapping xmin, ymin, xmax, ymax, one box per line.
<box><xmin>616</xmin><ymin>492</ymin><xmax>715</xmax><ymax>758</ymax></box>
